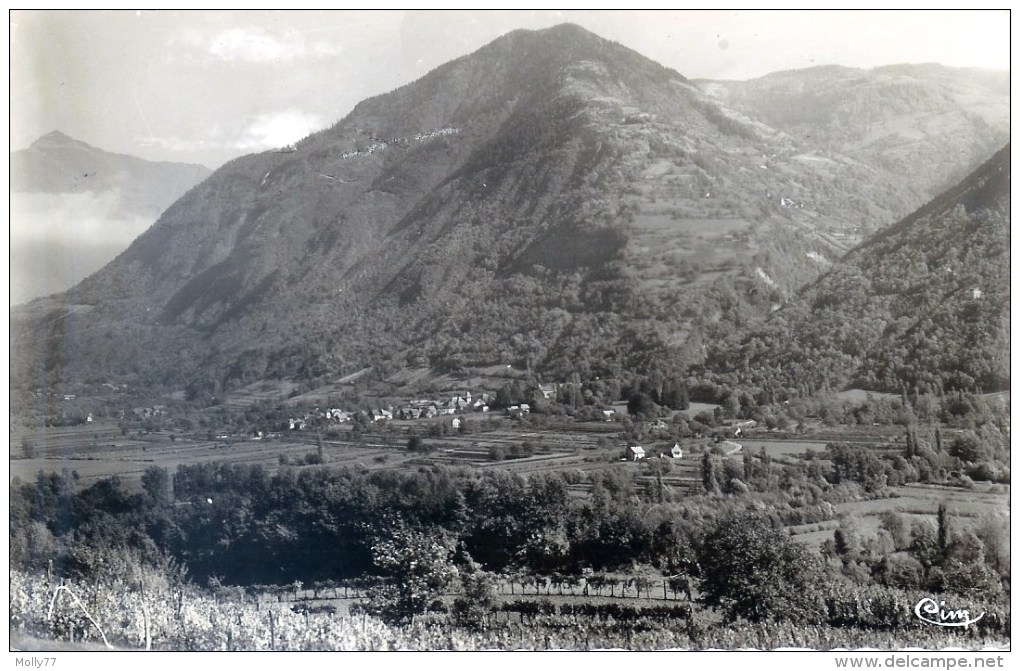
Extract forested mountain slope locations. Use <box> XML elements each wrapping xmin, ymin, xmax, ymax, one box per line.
<box><xmin>704</xmin><ymin>144</ymin><xmax>1010</xmax><ymax>396</ymax></box>
<box><xmin>9</xmin><ymin>25</ymin><xmax>1010</xmax><ymax>394</ymax></box>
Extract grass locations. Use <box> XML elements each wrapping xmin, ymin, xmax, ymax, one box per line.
<box><xmin>737</xmin><ymin>439</ymin><xmax>827</xmax><ymax>458</ymax></box>
<box><xmin>834</xmin><ymin>389</ymin><xmax>900</xmax><ymax>402</ymax></box>
<box><xmin>8</xmin><ymin>423</ymin><xmax>419</xmax><ymax>489</ymax></box>
<box><xmin>630</xmin><ymin>214</ymin><xmax>752</xmax><ymax>238</ymax></box>
<box><xmin>677</xmin><ymin>402</ymin><xmax>721</xmax><ymax>417</ymax></box>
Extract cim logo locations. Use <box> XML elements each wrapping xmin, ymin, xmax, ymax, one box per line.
<box><xmin>914</xmin><ymin>597</ymin><xmax>985</xmax><ymax>628</ymax></box>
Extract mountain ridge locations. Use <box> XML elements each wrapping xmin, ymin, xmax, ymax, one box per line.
<box><xmin>10</xmin><ymin>24</ymin><xmax>1011</xmax><ymax>394</ymax></box>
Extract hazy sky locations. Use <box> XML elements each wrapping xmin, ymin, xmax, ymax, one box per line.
<box><xmin>9</xmin><ymin>9</ymin><xmax>1011</xmax><ymax>169</ymax></box>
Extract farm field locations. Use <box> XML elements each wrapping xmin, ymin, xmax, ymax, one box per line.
<box><xmin>9</xmin><ymin>423</ymin><xmax>420</xmax><ymax>489</ymax></box>
<box><xmin>5</xmin><ymin>417</ymin><xmax>906</xmax><ymax>487</ymax></box>
<box><xmin>630</xmin><ymin>214</ymin><xmax>753</xmax><ymax>238</ymax></box>
<box><xmin>788</xmin><ymin>482</ymin><xmax>1008</xmax><ymax>546</ymax></box>
<box><xmin>736</xmin><ymin>439</ymin><xmax>826</xmax><ymax>458</ymax></box>
<box><xmin>8</xmin><ymin>421</ymin><xmax>707</xmax><ymax>501</ymax></box>
<box><xmin>677</xmin><ymin>401</ymin><xmax>722</xmax><ymax>418</ymax></box>
<box><xmin>11</xmin><ymin>420</ymin><xmax>1006</xmax><ymax>528</ymax></box>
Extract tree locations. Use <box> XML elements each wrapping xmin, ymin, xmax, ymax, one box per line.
<box><xmin>701</xmin><ymin>452</ymin><xmax>717</xmax><ymax>493</ymax></box>
<box><xmin>698</xmin><ymin>515</ymin><xmax>824</xmax><ymax>624</ymax></box>
<box><xmin>141</xmin><ymin>466</ymin><xmax>173</xmax><ymax>506</ymax></box>
<box><xmin>407</xmin><ymin>435</ymin><xmax>433</xmax><ymax>453</ymax></box>
<box><xmin>833</xmin><ymin>517</ymin><xmax>861</xmax><ymax>559</ymax></box>
<box><xmin>948</xmin><ymin>431</ymin><xmax>987</xmax><ymax>463</ymax></box>
<box><xmin>451</xmin><ymin>559</ymin><xmax>498</xmax><ymax>629</ymax></box>
<box><xmin>936</xmin><ymin>503</ymin><xmax>949</xmax><ymax>555</ymax></box>
<box><xmin>495</xmin><ymin>384</ymin><xmax>515</xmax><ymax>409</ymax></box>
<box><xmin>627</xmin><ymin>392</ymin><xmax>657</xmax><ymax>417</ymax></box>
<box><xmin>828</xmin><ymin>443</ymin><xmax>888</xmax><ymax>492</ymax></box>
<box><xmin>364</xmin><ymin>523</ymin><xmax>458</xmax><ymax>625</ymax></box>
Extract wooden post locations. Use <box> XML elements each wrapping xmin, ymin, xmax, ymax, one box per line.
<box><xmin>269</xmin><ymin>611</ymin><xmax>275</xmax><ymax>651</ymax></box>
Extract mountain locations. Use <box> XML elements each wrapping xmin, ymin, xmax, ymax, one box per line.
<box><xmin>9</xmin><ymin>132</ymin><xmax>211</xmax><ymax>304</ymax></box>
<box><xmin>10</xmin><ymin>25</ymin><xmax>1010</xmax><ymax>395</ymax></box>
<box><xmin>700</xmin><ymin>64</ymin><xmax>1009</xmax><ymax>215</ymax></box>
<box><xmin>704</xmin><ymin>144</ymin><xmax>1010</xmax><ymax>396</ymax></box>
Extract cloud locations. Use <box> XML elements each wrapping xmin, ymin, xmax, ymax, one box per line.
<box><xmin>209</xmin><ymin>27</ymin><xmax>304</xmax><ymax>62</ymax></box>
<box><xmin>200</xmin><ymin>25</ymin><xmax>348</xmax><ymax>63</ymax></box>
<box><xmin>10</xmin><ymin>192</ymin><xmax>152</xmax><ymax>246</ymax></box>
<box><xmin>234</xmin><ymin>109</ymin><xmax>325</xmax><ymax>150</ymax></box>
<box><xmin>207</xmin><ymin>27</ymin><xmax>341</xmax><ymax>63</ymax></box>
<box><xmin>135</xmin><ymin>109</ymin><xmax>324</xmax><ymax>161</ymax></box>
<box><xmin>138</xmin><ymin>134</ymin><xmax>220</xmax><ymax>154</ymax></box>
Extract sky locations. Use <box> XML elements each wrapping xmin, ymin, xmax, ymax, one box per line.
<box><xmin>8</xmin><ymin>9</ymin><xmax>1012</xmax><ymax>169</ymax></box>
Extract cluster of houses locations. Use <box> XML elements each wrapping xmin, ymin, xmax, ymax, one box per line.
<box><xmin>395</xmin><ymin>390</ymin><xmax>494</xmax><ymax>420</ymax></box>
<box><xmin>281</xmin><ymin>381</ymin><xmax>631</xmax><ymax>432</ymax></box>
<box><xmin>625</xmin><ymin>443</ymin><xmax>684</xmax><ymax>461</ymax></box>
<box><xmin>287</xmin><ymin>389</ymin><xmax>500</xmax><ymax>431</ymax></box>
<box><xmin>340</xmin><ymin>127</ymin><xmax>460</xmax><ymax>160</ymax></box>
<box><xmin>132</xmin><ymin>405</ymin><xmax>167</xmax><ymax>419</ymax></box>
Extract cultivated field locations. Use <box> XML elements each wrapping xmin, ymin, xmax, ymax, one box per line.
<box><xmin>11</xmin><ymin>418</ymin><xmax>1007</xmax><ymax>535</ymax></box>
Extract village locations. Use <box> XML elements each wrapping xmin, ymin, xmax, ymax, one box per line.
<box><xmin>274</xmin><ymin>380</ymin><xmax>761</xmax><ymax>466</ymax></box>
<box><xmin>286</xmin><ymin>383</ymin><xmax>563</xmax><ymax>431</ymax></box>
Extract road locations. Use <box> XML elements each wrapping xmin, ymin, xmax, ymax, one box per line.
<box><xmin>721</xmin><ymin>441</ymin><xmax>742</xmax><ymax>455</ymax></box>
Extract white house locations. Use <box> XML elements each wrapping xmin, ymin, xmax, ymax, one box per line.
<box><xmin>628</xmin><ymin>445</ymin><xmax>646</xmax><ymax>461</ymax></box>
<box><xmin>507</xmin><ymin>404</ymin><xmax>530</xmax><ymax>419</ymax></box>
<box><xmin>671</xmin><ymin>443</ymin><xmax>683</xmax><ymax>459</ymax></box>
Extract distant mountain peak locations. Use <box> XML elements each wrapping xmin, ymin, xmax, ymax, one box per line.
<box><xmin>29</xmin><ymin>130</ymin><xmax>93</xmax><ymax>150</ymax></box>
<box><xmin>529</xmin><ymin>22</ymin><xmax>604</xmax><ymax>40</ymax></box>
<box><xmin>498</xmin><ymin>22</ymin><xmax>604</xmax><ymax>43</ymax></box>
<box><xmin>477</xmin><ymin>21</ymin><xmax>646</xmax><ymax>73</ymax></box>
